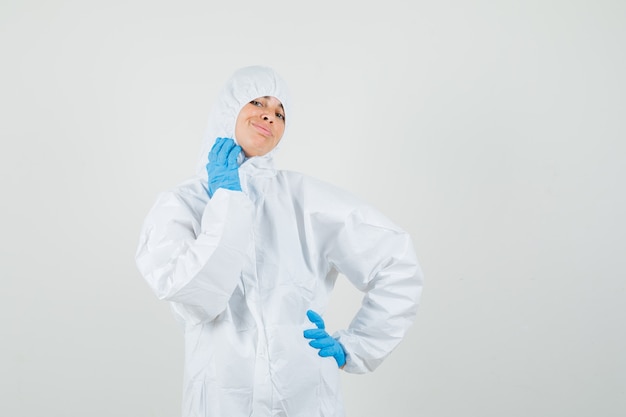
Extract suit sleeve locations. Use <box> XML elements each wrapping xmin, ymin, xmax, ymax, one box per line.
<box><xmin>135</xmin><ymin>188</ymin><xmax>254</xmax><ymax>324</ymax></box>
<box><xmin>318</xmin><ymin>205</ymin><xmax>423</xmax><ymax>374</ymax></box>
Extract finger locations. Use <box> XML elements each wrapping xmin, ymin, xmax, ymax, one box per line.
<box><xmin>209</xmin><ymin>137</ymin><xmax>226</xmax><ymax>162</ymax></box>
<box><xmin>309</xmin><ymin>337</ymin><xmax>336</xmax><ymax>349</ymax></box>
<box><xmin>227</xmin><ymin>144</ymin><xmax>242</xmax><ymax>168</ymax></box>
<box><xmin>306</xmin><ymin>310</ymin><xmax>325</xmax><ymax>329</ymax></box>
<box><xmin>217</xmin><ymin>138</ymin><xmax>235</xmax><ymax>164</ymax></box>
<box><xmin>303</xmin><ymin>329</ymin><xmax>328</xmax><ymax>339</ymax></box>
<box><xmin>318</xmin><ymin>347</ymin><xmax>336</xmax><ymax>358</ymax></box>
<box><xmin>319</xmin><ymin>346</ymin><xmax>341</xmax><ymax>358</ymax></box>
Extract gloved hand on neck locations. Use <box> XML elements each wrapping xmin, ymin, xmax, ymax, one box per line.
<box><xmin>206</xmin><ymin>137</ymin><xmax>242</xmax><ymax>197</ymax></box>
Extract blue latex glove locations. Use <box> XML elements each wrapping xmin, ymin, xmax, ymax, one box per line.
<box><xmin>303</xmin><ymin>310</ymin><xmax>346</xmax><ymax>368</ymax></box>
<box><xmin>206</xmin><ymin>137</ymin><xmax>242</xmax><ymax>198</ymax></box>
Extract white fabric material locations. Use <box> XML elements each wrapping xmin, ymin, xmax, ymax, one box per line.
<box><xmin>136</xmin><ymin>65</ymin><xmax>423</xmax><ymax>417</ymax></box>
<box><xmin>195</xmin><ymin>65</ymin><xmax>291</xmax><ymax>174</ymax></box>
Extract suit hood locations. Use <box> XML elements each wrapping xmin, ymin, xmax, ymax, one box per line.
<box><xmin>195</xmin><ymin>65</ymin><xmax>291</xmax><ymax>176</ymax></box>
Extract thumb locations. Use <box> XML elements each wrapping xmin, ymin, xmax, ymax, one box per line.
<box><xmin>306</xmin><ymin>310</ymin><xmax>325</xmax><ymax>329</ymax></box>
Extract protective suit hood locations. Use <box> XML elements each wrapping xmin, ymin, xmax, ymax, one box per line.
<box><xmin>195</xmin><ymin>65</ymin><xmax>291</xmax><ymax>176</ymax></box>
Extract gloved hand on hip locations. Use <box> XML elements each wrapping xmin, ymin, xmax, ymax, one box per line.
<box><xmin>303</xmin><ymin>309</ymin><xmax>346</xmax><ymax>368</ymax></box>
<box><xmin>206</xmin><ymin>137</ymin><xmax>242</xmax><ymax>197</ymax></box>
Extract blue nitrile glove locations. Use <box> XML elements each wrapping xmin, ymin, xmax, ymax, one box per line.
<box><xmin>206</xmin><ymin>137</ymin><xmax>242</xmax><ymax>198</ymax></box>
<box><xmin>303</xmin><ymin>310</ymin><xmax>346</xmax><ymax>368</ymax></box>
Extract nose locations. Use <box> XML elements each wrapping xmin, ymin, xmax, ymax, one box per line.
<box><xmin>262</xmin><ymin>114</ymin><xmax>274</xmax><ymax>123</ymax></box>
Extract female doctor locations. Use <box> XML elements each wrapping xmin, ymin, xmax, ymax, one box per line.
<box><xmin>136</xmin><ymin>65</ymin><xmax>423</xmax><ymax>417</ymax></box>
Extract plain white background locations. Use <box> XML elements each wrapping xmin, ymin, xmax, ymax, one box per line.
<box><xmin>1</xmin><ymin>1</ymin><xmax>625</xmax><ymax>416</ymax></box>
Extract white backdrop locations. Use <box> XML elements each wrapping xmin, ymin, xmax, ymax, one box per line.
<box><xmin>1</xmin><ymin>1</ymin><xmax>625</xmax><ymax>416</ymax></box>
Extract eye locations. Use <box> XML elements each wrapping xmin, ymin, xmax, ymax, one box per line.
<box><xmin>250</xmin><ymin>100</ymin><xmax>262</xmax><ymax>107</ymax></box>
<box><xmin>275</xmin><ymin>113</ymin><xmax>285</xmax><ymax>121</ymax></box>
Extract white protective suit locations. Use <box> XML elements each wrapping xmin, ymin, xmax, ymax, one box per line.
<box><xmin>136</xmin><ymin>65</ymin><xmax>423</xmax><ymax>417</ymax></box>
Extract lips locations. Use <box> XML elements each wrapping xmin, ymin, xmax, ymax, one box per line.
<box><xmin>251</xmin><ymin>122</ymin><xmax>272</xmax><ymax>136</ymax></box>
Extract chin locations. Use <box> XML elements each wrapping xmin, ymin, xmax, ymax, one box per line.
<box><xmin>243</xmin><ymin>148</ymin><xmax>265</xmax><ymax>158</ymax></box>
<box><xmin>243</xmin><ymin>142</ymin><xmax>272</xmax><ymax>157</ymax></box>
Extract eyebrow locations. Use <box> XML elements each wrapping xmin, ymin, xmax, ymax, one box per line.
<box><xmin>262</xmin><ymin>96</ymin><xmax>284</xmax><ymax>110</ymax></box>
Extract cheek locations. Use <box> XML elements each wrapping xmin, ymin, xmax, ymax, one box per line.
<box><xmin>276</xmin><ymin>125</ymin><xmax>286</xmax><ymax>141</ymax></box>
<box><xmin>234</xmin><ymin>113</ymin><xmax>247</xmax><ymax>137</ymax></box>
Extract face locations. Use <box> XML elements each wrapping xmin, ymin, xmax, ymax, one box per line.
<box><xmin>235</xmin><ymin>96</ymin><xmax>286</xmax><ymax>157</ymax></box>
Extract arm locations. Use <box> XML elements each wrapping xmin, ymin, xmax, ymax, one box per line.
<box><xmin>320</xmin><ymin>207</ymin><xmax>423</xmax><ymax>374</ymax></box>
<box><xmin>135</xmin><ymin>187</ymin><xmax>253</xmax><ymax>324</ymax></box>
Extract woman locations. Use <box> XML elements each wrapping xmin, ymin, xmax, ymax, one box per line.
<box><xmin>136</xmin><ymin>65</ymin><xmax>423</xmax><ymax>417</ymax></box>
